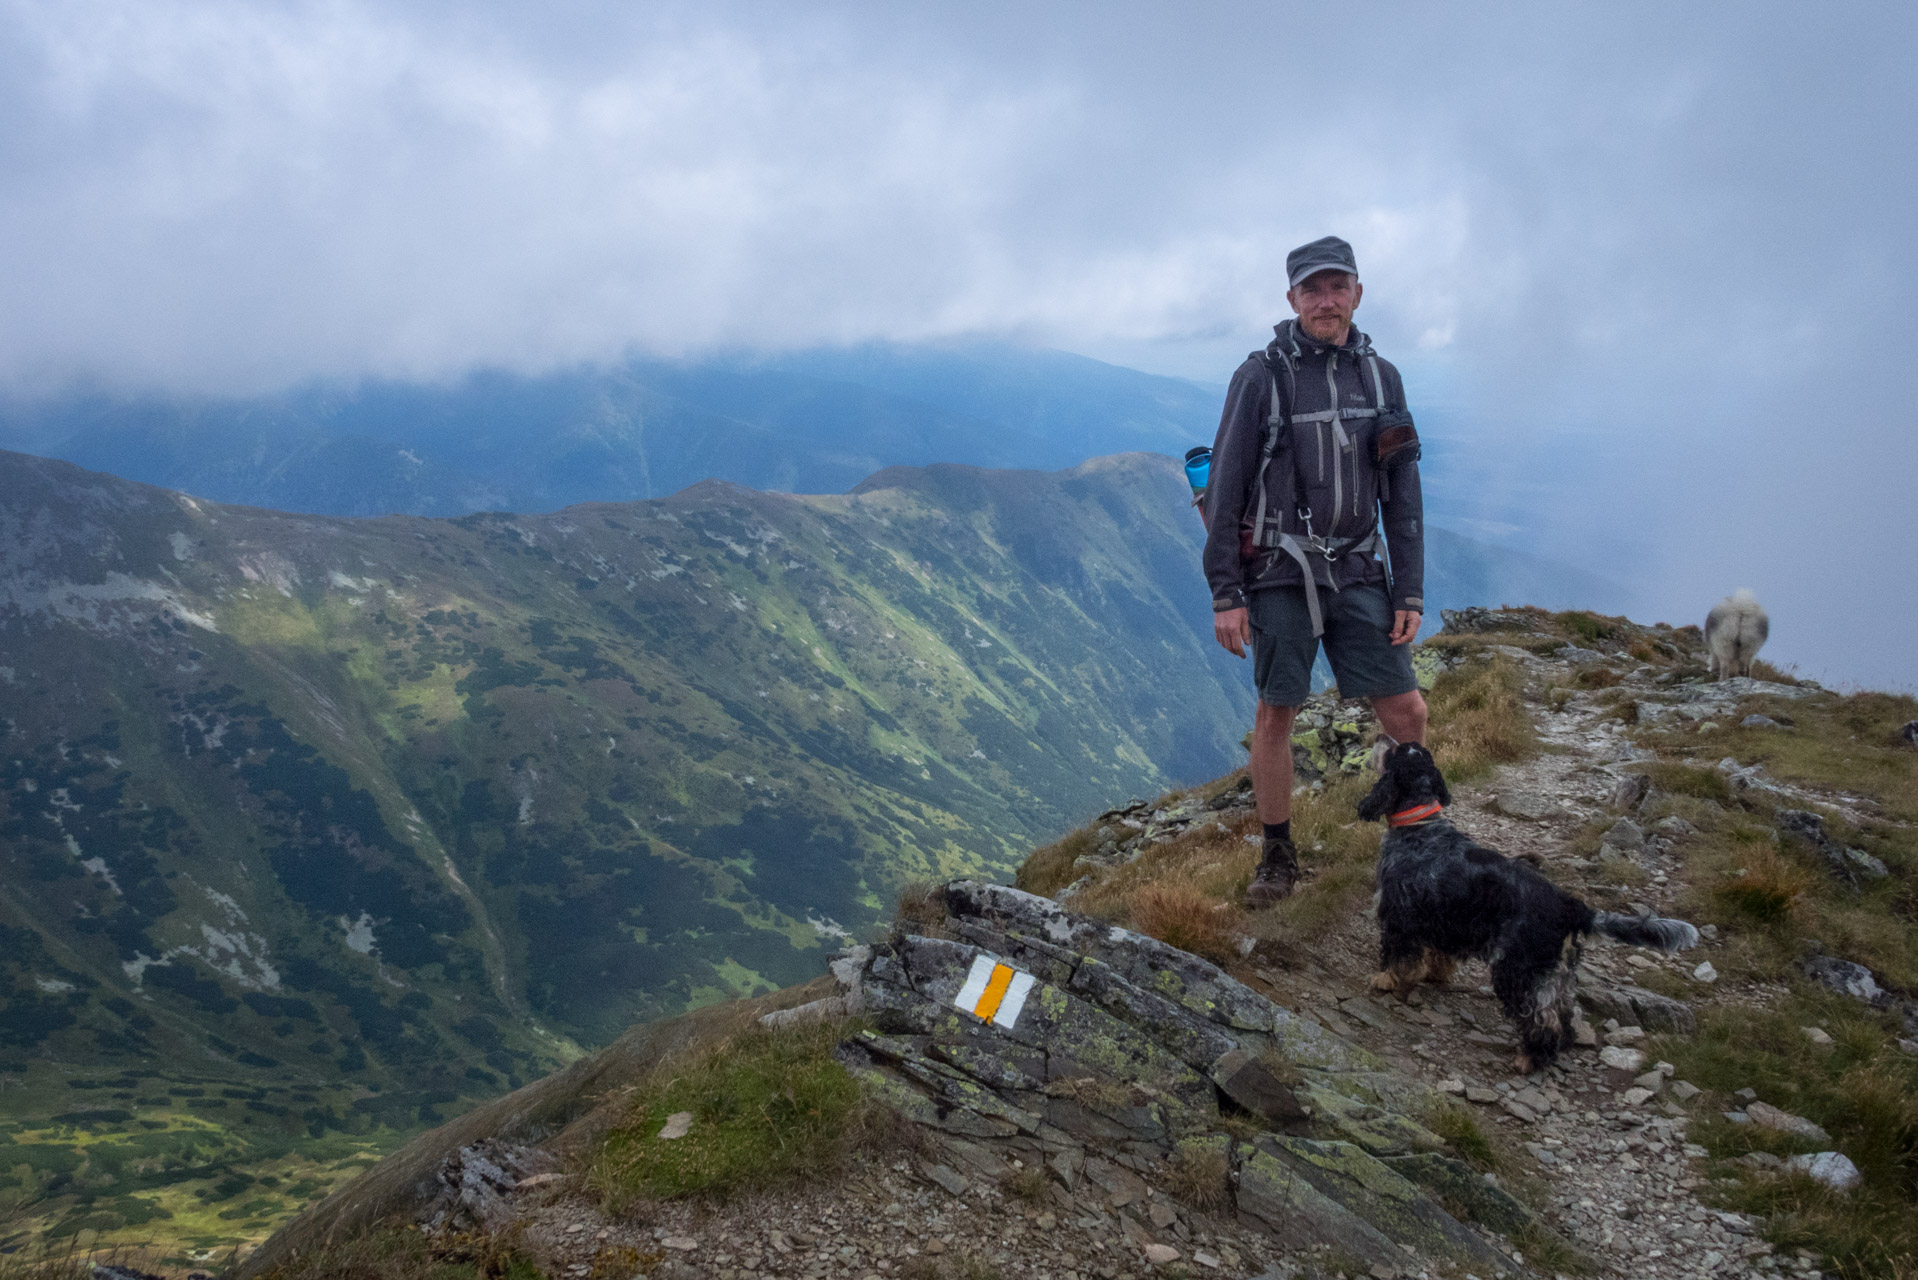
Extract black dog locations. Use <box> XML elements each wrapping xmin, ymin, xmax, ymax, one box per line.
<box><xmin>1358</xmin><ymin>741</ymin><xmax>1699</xmax><ymax>1073</ymax></box>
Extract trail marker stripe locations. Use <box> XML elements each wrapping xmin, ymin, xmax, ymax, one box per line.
<box><xmin>992</xmin><ymin>971</ymin><xmax>1035</xmax><ymax>1028</ymax></box>
<box><xmin>974</xmin><ymin>962</ymin><xmax>1016</xmax><ymax>1022</ymax></box>
<box><xmin>953</xmin><ymin>954</ymin><xmax>1035</xmax><ymax>1029</ymax></box>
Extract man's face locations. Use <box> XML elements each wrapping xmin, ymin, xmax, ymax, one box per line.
<box><xmin>1286</xmin><ymin>270</ymin><xmax>1362</xmax><ymax>343</ymax></box>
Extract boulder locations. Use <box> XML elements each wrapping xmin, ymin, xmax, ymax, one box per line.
<box><xmin>1608</xmin><ymin>773</ymin><xmax>1653</xmax><ymax>814</ymax></box>
<box><xmin>840</xmin><ymin>881</ymin><xmax>1516</xmax><ymax>1275</ymax></box>
<box><xmin>1600</xmin><ymin>818</ymin><xmax>1646</xmax><ymax>857</ymax></box>
<box><xmin>1776</xmin><ymin>810</ymin><xmax>1888</xmax><ymax>885</ymax></box>
<box><xmin>1790</xmin><ymin>1151</ymin><xmax>1861</xmax><ymax>1190</ymax></box>
<box><xmin>1801</xmin><ymin>954</ymin><xmax>1887</xmax><ymax>1004</ymax></box>
<box><xmin>1746</xmin><ymin>1101</ymin><xmax>1831</xmax><ymax>1144</ymax></box>
<box><xmin>1581</xmin><ymin>984</ymin><xmax>1697</xmax><ymax>1035</ymax></box>
<box><xmin>1492</xmin><ymin>789</ymin><xmax>1564</xmax><ymax>821</ymax></box>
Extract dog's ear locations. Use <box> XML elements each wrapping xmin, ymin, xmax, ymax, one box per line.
<box><xmin>1432</xmin><ymin>758</ymin><xmax>1452</xmax><ymax>808</ymax></box>
<box><xmin>1368</xmin><ymin>733</ymin><xmax>1399</xmax><ymax>773</ymax></box>
<box><xmin>1356</xmin><ymin>768</ymin><xmax>1400</xmax><ymax>822</ymax></box>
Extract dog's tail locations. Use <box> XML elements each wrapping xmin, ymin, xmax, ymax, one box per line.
<box><xmin>1591</xmin><ymin>912</ymin><xmax>1700</xmax><ymax>952</ymax></box>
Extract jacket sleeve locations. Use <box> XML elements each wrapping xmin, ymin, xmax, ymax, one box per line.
<box><xmin>1376</xmin><ymin>361</ymin><xmax>1425</xmax><ymax>613</ymax></box>
<box><xmin>1201</xmin><ymin>358</ymin><xmax>1270</xmax><ymax>611</ymax></box>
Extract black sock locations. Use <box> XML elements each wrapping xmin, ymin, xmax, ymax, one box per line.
<box><xmin>1263</xmin><ymin>821</ymin><xmax>1291</xmax><ymax>844</ymax></box>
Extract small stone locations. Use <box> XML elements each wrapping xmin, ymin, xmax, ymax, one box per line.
<box><xmin>1693</xmin><ymin>960</ymin><xmax>1718</xmax><ymax>983</ymax></box>
<box><xmin>657</xmin><ymin>1111</ymin><xmax>694</xmax><ymax>1140</ymax></box>
<box><xmin>1148</xmin><ymin>1202</ymin><xmax>1177</xmax><ymax>1229</ymax></box>
<box><xmin>662</xmin><ymin>1236</ymin><xmax>699</xmax><ymax>1252</ymax></box>
<box><xmin>921</xmin><ymin>1163</ymin><xmax>969</xmax><ymax>1197</ymax></box>
<box><xmin>1622</xmin><ymin>1087</ymin><xmax>1655</xmax><ymax>1107</ymax></box>
<box><xmin>1735</xmin><ymin>1087</ymin><xmax>1758</xmax><ymax>1101</ymax></box>
<box><xmin>1605</xmin><ymin>1025</ymin><xmax>1646</xmax><ymax>1046</ymax></box>
<box><xmin>1741</xmin><ymin>1150</ymin><xmax>1782</xmax><ymax>1168</ymax></box>
<box><xmin>1899</xmin><ymin>1038</ymin><xmax>1918</xmax><ymax>1056</ymax></box>
<box><xmin>1741</xmin><ymin>714</ymin><xmax>1780</xmax><ymax>729</ymax></box>
<box><xmin>1500</xmin><ymin>1097</ymin><xmax>1540</xmax><ymax>1123</ymax></box>
<box><xmin>1633</xmin><ymin>1070</ymin><xmax>1665</xmax><ymax>1093</ymax></box>
<box><xmin>1701</xmin><ymin>923</ymin><xmax>1719</xmax><ymax>939</ymax></box>
<box><xmin>1626</xmin><ymin>954</ymin><xmax>1656</xmax><ymax>970</ymax></box>
<box><xmin>1801</xmin><ymin>1026</ymin><xmax>1834</xmax><ymax>1046</ymax></box>
<box><xmin>925</xmin><ymin>1240</ymin><xmax>946</xmax><ymax>1255</ymax></box>
<box><xmin>1600</xmin><ymin>1045</ymin><xmax>1646</xmax><ymax>1072</ymax></box>
<box><xmin>1748</xmin><ymin>1101</ymin><xmax>1832</xmax><ymax>1143</ymax></box>
<box><xmin>1524</xmin><ymin>1142</ymin><xmax>1558</xmax><ymax>1166</ymax></box>
<box><xmin>1465</xmin><ymin>1086</ymin><xmax>1498</xmax><ymax>1104</ymax></box>
<box><xmin>1671</xmin><ymin>1081</ymin><xmax>1701</xmax><ymax>1101</ymax></box>
<box><xmin>1652</xmin><ymin>815</ymin><xmax>1697</xmax><ymax>837</ymax></box>
<box><xmin>1143</xmin><ymin>1243</ymin><xmax>1180</xmax><ymax>1265</ymax></box>
<box><xmin>1192</xmin><ymin>1251</ymin><xmax>1221</xmax><ymax>1269</ymax></box>
<box><xmin>1437</xmin><ymin>1078</ymin><xmax>1466</xmax><ymax>1094</ymax></box>
<box><xmin>1572</xmin><ymin>1018</ymin><xmax>1598</xmax><ymax>1047</ymax></box>
<box><xmin>1788</xmin><ymin>1151</ymin><xmax>1861</xmax><ymax>1190</ymax></box>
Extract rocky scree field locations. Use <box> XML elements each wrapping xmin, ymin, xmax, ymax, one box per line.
<box><xmin>0</xmin><ymin>447</ymin><xmax>1251</xmax><ymax>1263</ymax></box>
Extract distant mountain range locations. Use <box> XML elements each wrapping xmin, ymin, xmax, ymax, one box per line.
<box><xmin>0</xmin><ymin>345</ymin><xmax>1216</xmax><ymax>518</ymax></box>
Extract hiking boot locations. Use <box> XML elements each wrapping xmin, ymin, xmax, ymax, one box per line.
<box><xmin>1244</xmin><ymin>836</ymin><xmax>1300</xmax><ymax>908</ymax></box>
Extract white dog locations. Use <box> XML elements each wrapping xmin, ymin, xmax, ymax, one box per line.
<box><xmin>1705</xmin><ymin>588</ymin><xmax>1769</xmax><ymax>680</ymax></box>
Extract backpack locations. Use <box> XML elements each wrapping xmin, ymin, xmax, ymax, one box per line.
<box><xmin>1240</xmin><ymin>331</ymin><xmax>1418</xmax><ymax>636</ymax></box>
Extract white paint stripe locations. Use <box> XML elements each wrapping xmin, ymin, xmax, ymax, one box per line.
<box><xmin>991</xmin><ymin>971</ymin><xmax>1036</xmax><ymax>1028</ymax></box>
<box><xmin>953</xmin><ymin>954</ymin><xmax>995</xmax><ymax>1014</ymax></box>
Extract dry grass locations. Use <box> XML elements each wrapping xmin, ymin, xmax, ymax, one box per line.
<box><xmin>1001</xmin><ymin>1164</ymin><xmax>1050</xmax><ymax>1204</ymax></box>
<box><xmin>1163</xmin><ymin>1139</ymin><xmax>1231</xmax><ymax>1212</ymax></box>
<box><xmin>1426</xmin><ymin>655</ymin><xmax>1539</xmax><ymax>782</ymax></box>
<box><xmin>1015</xmin><ymin>825</ymin><xmax>1096</xmax><ymax>898</ymax></box>
<box><xmin>895</xmin><ymin>878</ymin><xmax>947</xmax><ymax>929</ymax></box>
<box><xmin>1129</xmin><ymin>882</ymin><xmax>1244</xmax><ymax>965</ymax></box>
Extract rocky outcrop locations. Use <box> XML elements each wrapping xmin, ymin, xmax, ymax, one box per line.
<box><xmin>824</xmin><ymin>880</ymin><xmax>1537</xmax><ymax>1277</ymax></box>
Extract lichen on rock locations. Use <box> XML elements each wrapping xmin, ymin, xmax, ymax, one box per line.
<box><xmin>833</xmin><ymin>880</ymin><xmax>1526</xmax><ymax>1275</ymax></box>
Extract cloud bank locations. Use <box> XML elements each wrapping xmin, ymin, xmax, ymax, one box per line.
<box><xmin>1</xmin><ymin>0</ymin><xmax>1914</xmax><ymax>686</ymax></box>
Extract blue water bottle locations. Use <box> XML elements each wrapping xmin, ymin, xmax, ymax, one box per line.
<box><xmin>1183</xmin><ymin>446</ymin><xmax>1211</xmax><ymax>522</ymax></box>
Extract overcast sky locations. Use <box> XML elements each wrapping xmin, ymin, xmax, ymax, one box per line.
<box><xmin>2</xmin><ymin>1</ymin><xmax>1915</xmax><ymax>688</ymax></box>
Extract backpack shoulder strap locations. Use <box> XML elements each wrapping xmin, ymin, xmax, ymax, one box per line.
<box><xmin>1246</xmin><ymin>345</ymin><xmax>1299</xmax><ymax>557</ymax></box>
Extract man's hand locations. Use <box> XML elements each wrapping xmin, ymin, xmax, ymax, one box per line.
<box><xmin>1214</xmin><ymin>606</ymin><xmax>1253</xmax><ymax>658</ymax></box>
<box><xmin>1389</xmin><ymin>610</ymin><xmax>1422</xmax><ymax>646</ymax></box>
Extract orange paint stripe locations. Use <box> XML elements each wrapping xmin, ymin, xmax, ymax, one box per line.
<box><xmin>973</xmin><ymin>963</ymin><xmax>1016</xmax><ymax>1021</ymax></box>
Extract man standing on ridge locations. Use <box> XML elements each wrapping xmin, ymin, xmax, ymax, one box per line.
<box><xmin>1202</xmin><ymin>235</ymin><xmax>1429</xmax><ymax>907</ymax></box>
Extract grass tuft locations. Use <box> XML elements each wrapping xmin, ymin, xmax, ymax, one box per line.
<box><xmin>895</xmin><ymin>878</ymin><xmax>947</xmax><ymax>929</ymax></box>
<box><xmin>586</xmin><ymin>1018</ymin><xmax>877</xmax><ymax>1206</ymax></box>
<box><xmin>1016</xmin><ymin>826</ymin><xmax>1096</xmax><ymax>898</ymax></box>
<box><xmin>1129</xmin><ymin>883</ymin><xmax>1243</xmax><ymax>965</ymax></box>
<box><xmin>1426</xmin><ymin>656</ymin><xmax>1539</xmax><ymax>782</ymax></box>
<box><xmin>1163</xmin><ymin>1139</ymin><xmax>1231</xmax><ymax>1212</ymax></box>
<box><xmin>1425</xmin><ymin>1099</ymin><xmax>1500</xmax><ymax>1172</ymax></box>
<box><xmin>1715</xmin><ymin>852</ymin><xmax>1815</xmax><ymax>926</ymax></box>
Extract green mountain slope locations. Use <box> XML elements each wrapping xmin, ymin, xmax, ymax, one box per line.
<box><xmin>0</xmin><ymin>446</ymin><xmax>1251</xmax><ymax>1247</ymax></box>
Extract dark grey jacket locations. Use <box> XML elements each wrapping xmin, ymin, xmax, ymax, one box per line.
<box><xmin>1201</xmin><ymin>319</ymin><xmax>1426</xmax><ymax>614</ymax></box>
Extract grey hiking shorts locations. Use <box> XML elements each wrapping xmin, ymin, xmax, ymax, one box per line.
<box><xmin>1248</xmin><ymin>582</ymin><xmax>1417</xmax><ymax>707</ymax></box>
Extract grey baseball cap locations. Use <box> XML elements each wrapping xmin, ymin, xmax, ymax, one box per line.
<box><xmin>1287</xmin><ymin>235</ymin><xmax>1358</xmax><ymax>288</ymax></box>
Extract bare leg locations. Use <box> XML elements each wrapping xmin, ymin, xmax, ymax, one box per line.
<box><xmin>1249</xmin><ymin>701</ymin><xmax>1299</xmax><ymax>824</ymax></box>
<box><xmin>1371</xmin><ymin>689</ymin><xmax>1428</xmax><ymax>746</ymax></box>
